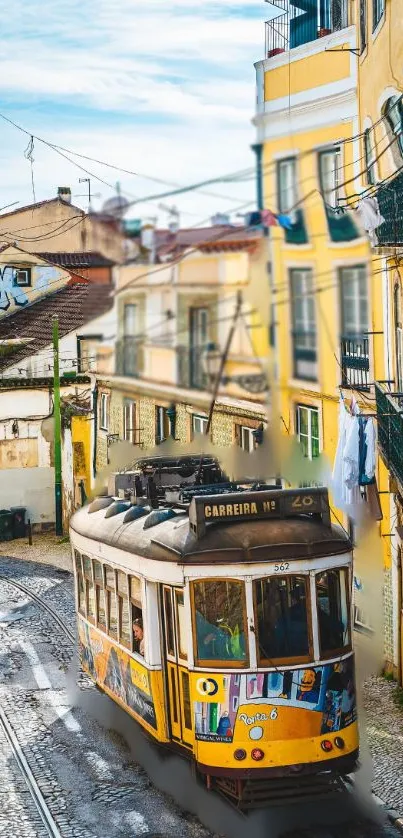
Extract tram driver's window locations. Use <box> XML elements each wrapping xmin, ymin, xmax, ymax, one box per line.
<box><xmin>316</xmin><ymin>568</ymin><xmax>350</xmax><ymax>656</ymax></box>
<box><xmin>253</xmin><ymin>576</ymin><xmax>310</xmax><ymax>663</ymax></box>
<box><xmin>192</xmin><ymin>580</ymin><xmax>247</xmax><ymax>666</ymax></box>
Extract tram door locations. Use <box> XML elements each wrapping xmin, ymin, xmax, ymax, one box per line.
<box><xmin>162</xmin><ymin>586</ymin><xmax>193</xmax><ymax>747</ymax></box>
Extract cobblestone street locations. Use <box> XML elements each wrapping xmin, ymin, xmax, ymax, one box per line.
<box><xmin>0</xmin><ymin>548</ymin><xmax>402</xmax><ymax>838</ymax></box>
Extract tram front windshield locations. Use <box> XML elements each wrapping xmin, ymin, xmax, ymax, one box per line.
<box><xmin>194</xmin><ymin>580</ymin><xmax>247</xmax><ymax>664</ymax></box>
<box><xmin>254</xmin><ymin>576</ymin><xmax>309</xmax><ymax>663</ymax></box>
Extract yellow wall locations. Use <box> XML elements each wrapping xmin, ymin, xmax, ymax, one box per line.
<box><xmin>71</xmin><ymin>415</ymin><xmax>92</xmax><ymax>500</ymax></box>
<box><xmin>264</xmin><ymin>47</ymin><xmax>351</xmax><ymax>101</ymax></box>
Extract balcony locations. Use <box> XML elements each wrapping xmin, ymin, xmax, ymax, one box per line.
<box><xmin>177</xmin><ymin>346</ymin><xmax>208</xmax><ymax>390</ymax></box>
<box><xmin>375</xmin><ymin>170</ymin><xmax>403</xmax><ymax>247</ymax></box>
<box><xmin>340</xmin><ymin>335</ymin><xmax>370</xmax><ymax>391</ymax></box>
<box><xmin>115</xmin><ymin>337</ymin><xmax>142</xmax><ymax>378</ymax></box>
<box><xmin>292</xmin><ymin>332</ymin><xmax>317</xmax><ymax>381</ymax></box>
<box><xmin>375</xmin><ymin>383</ymin><xmax>403</xmax><ymax>488</ymax></box>
<box><xmin>265</xmin><ymin>0</ymin><xmax>348</xmax><ymax>56</ymax></box>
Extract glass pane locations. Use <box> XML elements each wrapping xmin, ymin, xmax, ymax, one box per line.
<box><xmin>87</xmin><ymin>581</ymin><xmax>96</xmax><ymax>621</ymax></box>
<box><xmin>316</xmin><ymin>569</ymin><xmax>350</xmax><ymax>654</ymax></box>
<box><xmin>107</xmin><ymin>590</ymin><xmax>118</xmax><ymax>639</ymax></box>
<box><xmin>130</xmin><ymin>576</ymin><xmax>142</xmax><ymax>606</ymax></box>
<box><xmin>175</xmin><ymin>590</ymin><xmax>188</xmax><ymax>660</ymax></box>
<box><xmin>193</xmin><ymin>580</ymin><xmax>247</xmax><ymax>663</ymax></box>
<box><xmin>117</xmin><ymin>571</ymin><xmax>127</xmax><ymax>595</ymax></box>
<box><xmin>254</xmin><ymin>576</ymin><xmax>309</xmax><ymax>661</ymax></box>
<box><xmin>93</xmin><ymin>560</ymin><xmax>103</xmax><ymax>583</ymax></box>
<box><xmin>96</xmin><ymin>586</ymin><xmax>106</xmax><ymax>627</ymax></box>
<box><xmin>78</xmin><ymin>573</ymin><xmax>85</xmax><ymax>614</ymax></box>
<box><xmin>164</xmin><ymin>587</ymin><xmax>175</xmax><ymax>657</ymax></box>
<box><xmin>119</xmin><ymin>595</ymin><xmax>131</xmax><ymax>646</ymax></box>
<box><xmin>74</xmin><ymin>550</ymin><xmax>82</xmax><ymax>574</ymax></box>
<box><xmin>105</xmin><ymin>566</ymin><xmax>115</xmax><ymax>589</ymax></box>
<box><xmin>181</xmin><ymin>671</ymin><xmax>192</xmax><ymax>730</ymax></box>
<box><xmin>311</xmin><ymin>409</ymin><xmax>319</xmax><ymax>440</ymax></box>
<box><xmin>298</xmin><ymin>407</ymin><xmax>308</xmax><ymax>436</ymax></box>
<box><xmin>82</xmin><ymin>555</ymin><xmax>92</xmax><ymax>578</ymax></box>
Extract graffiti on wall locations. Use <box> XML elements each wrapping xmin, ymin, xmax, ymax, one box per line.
<box><xmin>192</xmin><ymin>658</ymin><xmax>356</xmax><ymax>743</ymax></box>
<box><xmin>0</xmin><ymin>265</ymin><xmax>60</xmax><ymax>311</ymax></box>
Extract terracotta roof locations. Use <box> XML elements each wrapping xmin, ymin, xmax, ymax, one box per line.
<box><xmin>35</xmin><ymin>251</ymin><xmax>115</xmax><ymax>268</ymax></box>
<box><xmin>154</xmin><ymin>225</ymin><xmax>262</xmax><ymax>259</ymax></box>
<box><xmin>0</xmin><ymin>283</ymin><xmax>113</xmax><ymax>371</ymax></box>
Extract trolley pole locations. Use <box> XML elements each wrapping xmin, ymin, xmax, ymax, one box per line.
<box><xmin>52</xmin><ymin>315</ymin><xmax>63</xmax><ymax>536</ymax></box>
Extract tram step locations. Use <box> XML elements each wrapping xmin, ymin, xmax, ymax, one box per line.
<box><xmin>215</xmin><ymin>774</ymin><xmax>345</xmax><ymax>809</ymax></box>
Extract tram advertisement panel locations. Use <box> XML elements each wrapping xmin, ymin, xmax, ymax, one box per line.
<box><xmin>191</xmin><ymin>658</ymin><xmax>356</xmax><ymax>743</ymax></box>
<box><xmin>78</xmin><ymin>617</ymin><xmax>158</xmax><ymax>730</ymax></box>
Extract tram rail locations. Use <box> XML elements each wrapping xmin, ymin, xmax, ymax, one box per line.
<box><xmin>0</xmin><ymin>574</ymin><xmax>75</xmax><ymax>644</ymax></box>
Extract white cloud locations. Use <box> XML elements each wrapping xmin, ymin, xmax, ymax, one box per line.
<box><xmin>0</xmin><ymin>0</ymin><xmax>267</xmax><ymax>221</ymax></box>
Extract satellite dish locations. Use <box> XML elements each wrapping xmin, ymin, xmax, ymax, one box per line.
<box><xmin>101</xmin><ymin>196</ymin><xmax>130</xmax><ymax>218</ymax></box>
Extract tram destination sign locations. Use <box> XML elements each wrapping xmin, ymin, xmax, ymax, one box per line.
<box><xmin>189</xmin><ymin>487</ymin><xmax>330</xmax><ymax>538</ymax></box>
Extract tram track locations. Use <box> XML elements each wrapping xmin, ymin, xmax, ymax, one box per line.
<box><xmin>0</xmin><ymin>574</ymin><xmax>75</xmax><ymax>644</ymax></box>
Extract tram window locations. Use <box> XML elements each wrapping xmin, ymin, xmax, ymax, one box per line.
<box><xmin>74</xmin><ymin>550</ymin><xmax>82</xmax><ymax>574</ymax></box>
<box><xmin>129</xmin><ymin>575</ymin><xmax>143</xmax><ymax>654</ymax></box>
<box><xmin>96</xmin><ymin>587</ymin><xmax>106</xmax><ymax>628</ymax></box>
<box><xmin>82</xmin><ymin>555</ymin><xmax>92</xmax><ymax>579</ymax></box>
<box><xmin>316</xmin><ymin>569</ymin><xmax>350</xmax><ymax>656</ymax></box>
<box><xmin>118</xmin><ymin>595</ymin><xmax>131</xmax><ymax>648</ymax></box>
<box><xmin>107</xmin><ymin>590</ymin><xmax>118</xmax><ymax>639</ymax></box>
<box><xmin>105</xmin><ymin>566</ymin><xmax>115</xmax><ymax>589</ymax></box>
<box><xmin>181</xmin><ymin>671</ymin><xmax>192</xmax><ymax>730</ymax></box>
<box><xmin>117</xmin><ymin>570</ymin><xmax>128</xmax><ymax>595</ymax></box>
<box><xmin>175</xmin><ymin>590</ymin><xmax>188</xmax><ymax>661</ymax></box>
<box><xmin>192</xmin><ymin>580</ymin><xmax>247</xmax><ymax>666</ymax></box>
<box><xmin>93</xmin><ymin>560</ymin><xmax>103</xmax><ymax>583</ymax></box>
<box><xmin>253</xmin><ymin>576</ymin><xmax>310</xmax><ymax>663</ymax></box>
<box><xmin>87</xmin><ymin>582</ymin><xmax>96</xmax><ymax>622</ymax></box>
<box><xmin>77</xmin><ymin>573</ymin><xmax>86</xmax><ymax>615</ymax></box>
<box><xmin>163</xmin><ymin>587</ymin><xmax>176</xmax><ymax>657</ymax></box>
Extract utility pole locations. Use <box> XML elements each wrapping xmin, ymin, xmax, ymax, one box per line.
<box><xmin>79</xmin><ymin>177</ymin><xmax>91</xmax><ymax>208</ymax></box>
<box><xmin>52</xmin><ymin>315</ymin><xmax>63</xmax><ymax>535</ymax></box>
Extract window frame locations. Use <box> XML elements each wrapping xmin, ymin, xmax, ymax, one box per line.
<box><xmin>252</xmin><ymin>573</ymin><xmax>314</xmax><ymax>667</ymax></box>
<box><xmin>123</xmin><ymin>399</ymin><xmax>136</xmax><ymax>444</ymax></box>
<box><xmin>318</xmin><ymin>147</ymin><xmax>341</xmax><ymax>210</ymax></box>
<box><xmin>277</xmin><ymin>157</ymin><xmax>297</xmax><ymax>215</ymax></box>
<box><xmin>104</xmin><ymin>564</ymin><xmax>118</xmax><ymax>640</ymax></box>
<box><xmin>339</xmin><ymin>264</ymin><xmax>369</xmax><ymax>338</ymax></box>
<box><xmin>289</xmin><ymin>268</ymin><xmax>317</xmax><ymax>382</ymax></box>
<box><xmin>295</xmin><ymin>404</ymin><xmax>320</xmax><ymax>460</ymax></box>
<box><xmin>13</xmin><ymin>267</ymin><xmax>32</xmax><ymax>287</ymax></box>
<box><xmin>99</xmin><ymin>393</ymin><xmax>110</xmax><ymax>432</ymax></box>
<box><xmin>82</xmin><ymin>554</ymin><xmax>96</xmax><ymax>625</ymax></box>
<box><xmin>155</xmin><ymin>405</ymin><xmax>169</xmax><ymax>444</ymax></box>
<box><xmin>116</xmin><ymin>569</ymin><xmax>131</xmax><ymax>650</ymax></box>
<box><xmin>190</xmin><ymin>578</ymin><xmax>250</xmax><ymax>669</ymax></box>
<box><xmin>93</xmin><ymin>559</ymin><xmax>106</xmax><ymax>631</ymax></box>
<box><xmin>372</xmin><ymin>0</ymin><xmax>385</xmax><ymax>32</ymax></box>
<box><xmin>129</xmin><ymin>574</ymin><xmax>143</xmax><ymax>656</ymax></box>
<box><xmin>74</xmin><ymin>550</ymin><xmax>86</xmax><ymax>616</ymax></box>
<box><xmin>315</xmin><ymin>567</ymin><xmax>352</xmax><ymax>660</ymax></box>
<box><xmin>238</xmin><ymin>425</ymin><xmax>256</xmax><ymax>453</ymax></box>
<box><xmin>383</xmin><ymin>96</ymin><xmax>403</xmax><ymax>158</ymax></box>
<box><xmin>192</xmin><ymin>414</ymin><xmax>208</xmax><ymax>437</ymax></box>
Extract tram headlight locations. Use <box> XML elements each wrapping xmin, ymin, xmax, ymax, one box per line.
<box><xmin>334</xmin><ymin>737</ymin><xmax>345</xmax><ymax>750</ymax></box>
<box><xmin>234</xmin><ymin>749</ymin><xmax>247</xmax><ymax>761</ymax></box>
<box><xmin>251</xmin><ymin>748</ymin><xmax>265</xmax><ymax>761</ymax></box>
<box><xmin>321</xmin><ymin>740</ymin><xmax>333</xmax><ymax>752</ymax></box>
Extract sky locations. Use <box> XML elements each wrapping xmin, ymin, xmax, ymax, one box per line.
<box><xmin>0</xmin><ymin>0</ymin><xmax>271</xmax><ymax>228</ymax></box>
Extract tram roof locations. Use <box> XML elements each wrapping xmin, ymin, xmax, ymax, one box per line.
<box><xmin>70</xmin><ymin>499</ymin><xmax>351</xmax><ymax>566</ymax></box>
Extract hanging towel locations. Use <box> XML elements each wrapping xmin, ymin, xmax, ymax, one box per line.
<box><xmin>331</xmin><ymin>396</ymin><xmax>350</xmax><ymax>508</ymax></box>
<box><xmin>356</xmin><ymin>196</ymin><xmax>385</xmax><ymax>245</ymax></box>
<box><xmin>364</xmin><ymin>418</ymin><xmax>376</xmax><ymax>481</ymax></box>
<box><xmin>261</xmin><ymin>209</ymin><xmax>278</xmax><ymax>227</ymax></box>
<box><xmin>277</xmin><ymin>213</ymin><xmax>293</xmax><ymax>230</ymax></box>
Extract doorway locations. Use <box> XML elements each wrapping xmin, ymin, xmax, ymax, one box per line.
<box><xmin>161</xmin><ymin>586</ymin><xmax>193</xmax><ymax>747</ymax></box>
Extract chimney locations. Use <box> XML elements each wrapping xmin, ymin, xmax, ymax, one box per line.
<box><xmin>211</xmin><ymin>213</ymin><xmax>231</xmax><ymax>226</ymax></box>
<box><xmin>58</xmin><ymin>187</ymin><xmax>72</xmax><ymax>204</ymax></box>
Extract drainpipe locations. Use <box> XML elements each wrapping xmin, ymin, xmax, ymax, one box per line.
<box><xmin>92</xmin><ymin>383</ymin><xmax>98</xmax><ymax>479</ymax></box>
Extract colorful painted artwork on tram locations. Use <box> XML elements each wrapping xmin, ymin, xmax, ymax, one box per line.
<box><xmin>192</xmin><ymin>659</ymin><xmax>356</xmax><ymax>743</ymax></box>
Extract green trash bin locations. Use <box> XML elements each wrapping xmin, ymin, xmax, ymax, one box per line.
<box><xmin>10</xmin><ymin>507</ymin><xmax>26</xmax><ymax>539</ymax></box>
<box><xmin>0</xmin><ymin>510</ymin><xmax>14</xmax><ymax>542</ymax></box>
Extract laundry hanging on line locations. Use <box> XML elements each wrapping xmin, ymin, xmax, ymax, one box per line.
<box><xmin>331</xmin><ymin>394</ymin><xmax>382</xmax><ymax>522</ymax></box>
<box><xmin>246</xmin><ymin>209</ymin><xmax>293</xmax><ymax>230</ymax></box>
<box><xmin>355</xmin><ymin>196</ymin><xmax>385</xmax><ymax>245</ymax></box>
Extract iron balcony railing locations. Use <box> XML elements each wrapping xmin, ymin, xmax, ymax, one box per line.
<box><xmin>375</xmin><ymin>382</ymin><xmax>403</xmax><ymax>488</ymax></box>
<box><xmin>265</xmin><ymin>0</ymin><xmax>348</xmax><ymax>57</ymax></box>
<box><xmin>115</xmin><ymin>337</ymin><xmax>143</xmax><ymax>378</ymax></box>
<box><xmin>375</xmin><ymin>169</ymin><xmax>403</xmax><ymax>247</ymax></box>
<box><xmin>177</xmin><ymin>345</ymin><xmax>208</xmax><ymax>390</ymax></box>
<box><xmin>340</xmin><ymin>335</ymin><xmax>370</xmax><ymax>391</ymax></box>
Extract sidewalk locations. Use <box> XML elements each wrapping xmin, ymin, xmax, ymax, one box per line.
<box><xmin>364</xmin><ymin>674</ymin><xmax>403</xmax><ymax>815</ymax></box>
<box><xmin>0</xmin><ymin>533</ymin><xmax>73</xmax><ymax>572</ymax></box>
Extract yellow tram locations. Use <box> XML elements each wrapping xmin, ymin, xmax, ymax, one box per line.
<box><xmin>70</xmin><ymin>456</ymin><xmax>358</xmax><ymax>808</ymax></box>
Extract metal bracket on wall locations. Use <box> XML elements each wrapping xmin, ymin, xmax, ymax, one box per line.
<box><xmin>325</xmin><ymin>47</ymin><xmax>361</xmax><ymax>55</ymax></box>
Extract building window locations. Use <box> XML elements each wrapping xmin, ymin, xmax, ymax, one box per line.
<box><xmin>372</xmin><ymin>0</ymin><xmax>385</xmax><ymax>30</ymax></box>
<box><xmin>394</xmin><ymin>282</ymin><xmax>403</xmax><ymax>391</ymax></box>
<box><xmin>13</xmin><ymin>268</ymin><xmax>31</xmax><ymax>287</ymax></box>
<box><xmin>189</xmin><ymin>307</ymin><xmax>209</xmax><ymax>389</ymax></box>
<box><xmin>360</xmin><ymin>0</ymin><xmax>367</xmax><ymax>52</ymax></box>
<box><xmin>124</xmin><ymin>303</ymin><xmax>137</xmax><ymax>337</ymax></box>
<box><xmin>123</xmin><ymin>399</ymin><xmax>136</xmax><ymax>443</ymax></box>
<box><xmin>295</xmin><ymin>405</ymin><xmax>320</xmax><ymax>460</ymax></box>
<box><xmin>290</xmin><ymin>269</ymin><xmax>317</xmax><ymax>381</ymax></box>
<box><xmin>339</xmin><ymin>266</ymin><xmax>369</xmax><ymax>336</ymax></box>
<box><xmin>155</xmin><ymin>406</ymin><xmax>169</xmax><ymax>444</ymax></box>
<box><xmin>364</xmin><ymin>128</ymin><xmax>377</xmax><ymax>185</ymax></box>
<box><xmin>235</xmin><ymin>424</ymin><xmax>256</xmax><ymax>452</ymax></box>
<box><xmin>383</xmin><ymin>96</ymin><xmax>403</xmax><ymax>158</ymax></box>
<box><xmin>319</xmin><ymin>148</ymin><xmax>341</xmax><ymax>209</ymax></box>
<box><xmin>277</xmin><ymin>158</ymin><xmax>297</xmax><ymax>215</ymax></box>
<box><xmin>100</xmin><ymin>393</ymin><xmax>110</xmax><ymax>431</ymax></box>
<box><xmin>192</xmin><ymin>414</ymin><xmax>208</xmax><ymax>436</ymax></box>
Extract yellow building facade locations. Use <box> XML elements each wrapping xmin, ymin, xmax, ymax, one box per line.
<box><xmin>354</xmin><ymin>0</ymin><xmax>403</xmax><ymax>680</ymax></box>
<box><xmin>255</xmin><ymin>13</ymin><xmax>388</xmax><ymax>662</ymax></box>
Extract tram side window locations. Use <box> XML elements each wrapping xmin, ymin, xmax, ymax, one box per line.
<box><xmin>105</xmin><ymin>565</ymin><xmax>118</xmax><ymax>639</ymax></box>
<box><xmin>82</xmin><ymin>554</ymin><xmax>95</xmax><ymax>622</ymax></box>
<box><xmin>74</xmin><ymin>551</ymin><xmax>86</xmax><ymax>616</ymax></box>
<box><xmin>192</xmin><ymin>580</ymin><xmax>247</xmax><ymax>665</ymax></box>
<box><xmin>130</xmin><ymin>575</ymin><xmax>144</xmax><ymax>656</ymax></box>
<box><xmin>117</xmin><ymin>571</ymin><xmax>131</xmax><ymax>649</ymax></box>
<box><xmin>93</xmin><ymin>560</ymin><xmax>106</xmax><ymax>630</ymax></box>
<box><xmin>254</xmin><ymin>576</ymin><xmax>310</xmax><ymax>663</ymax></box>
<box><xmin>316</xmin><ymin>569</ymin><xmax>350</xmax><ymax>656</ymax></box>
